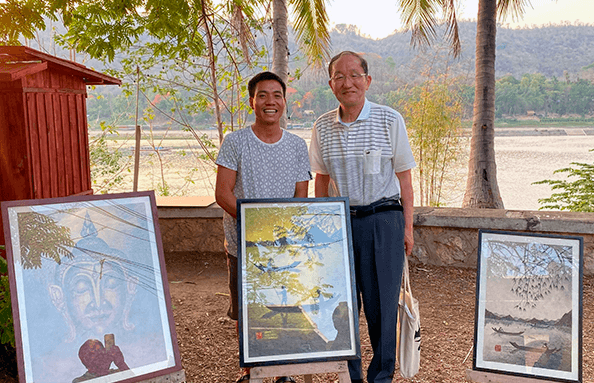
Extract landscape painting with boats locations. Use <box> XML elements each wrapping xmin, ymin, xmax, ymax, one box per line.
<box><xmin>474</xmin><ymin>231</ymin><xmax>582</xmax><ymax>381</ymax></box>
<box><xmin>237</xmin><ymin>199</ymin><xmax>358</xmax><ymax>366</ymax></box>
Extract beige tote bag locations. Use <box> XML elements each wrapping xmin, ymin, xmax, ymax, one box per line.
<box><xmin>396</xmin><ymin>256</ymin><xmax>421</xmax><ymax>378</ymax></box>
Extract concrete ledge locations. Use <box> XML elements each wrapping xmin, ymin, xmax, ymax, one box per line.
<box><xmin>156</xmin><ymin>196</ymin><xmax>223</xmax><ymax>219</ymax></box>
<box><xmin>415</xmin><ymin>206</ymin><xmax>594</xmax><ymax>234</ymax></box>
<box><xmin>155</xmin><ymin>198</ymin><xmax>594</xmax><ymax>275</ymax></box>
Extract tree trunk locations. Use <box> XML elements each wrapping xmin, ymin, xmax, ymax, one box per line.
<box><xmin>272</xmin><ymin>0</ymin><xmax>289</xmax><ymax>128</ymax></box>
<box><xmin>462</xmin><ymin>0</ymin><xmax>504</xmax><ymax>208</ymax></box>
<box><xmin>200</xmin><ymin>1</ymin><xmax>225</xmax><ymax>144</ymax></box>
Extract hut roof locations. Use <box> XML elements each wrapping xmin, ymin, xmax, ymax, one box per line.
<box><xmin>0</xmin><ymin>46</ymin><xmax>121</xmax><ymax>85</ymax></box>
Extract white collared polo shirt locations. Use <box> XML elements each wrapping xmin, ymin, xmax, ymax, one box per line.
<box><xmin>309</xmin><ymin>99</ymin><xmax>416</xmax><ymax>206</ymax></box>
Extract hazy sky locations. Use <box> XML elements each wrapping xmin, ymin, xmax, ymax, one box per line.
<box><xmin>326</xmin><ymin>0</ymin><xmax>594</xmax><ymax>39</ymax></box>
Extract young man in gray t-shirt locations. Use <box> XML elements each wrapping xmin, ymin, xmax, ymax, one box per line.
<box><xmin>215</xmin><ymin>71</ymin><xmax>311</xmax><ymax>383</ymax></box>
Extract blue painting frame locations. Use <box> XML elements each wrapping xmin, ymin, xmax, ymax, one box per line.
<box><xmin>1</xmin><ymin>191</ymin><xmax>183</xmax><ymax>383</ymax></box>
<box><xmin>236</xmin><ymin>197</ymin><xmax>360</xmax><ymax>367</ymax></box>
<box><xmin>473</xmin><ymin>229</ymin><xmax>583</xmax><ymax>383</ymax></box>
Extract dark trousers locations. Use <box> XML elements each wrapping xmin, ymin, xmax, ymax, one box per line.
<box><xmin>348</xmin><ymin>206</ymin><xmax>405</xmax><ymax>383</ymax></box>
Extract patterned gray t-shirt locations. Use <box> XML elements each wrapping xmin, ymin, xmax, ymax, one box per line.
<box><xmin>215</xmin><ymin>127</ymin><xmax>311</xmax><ymax>256</ymax></box>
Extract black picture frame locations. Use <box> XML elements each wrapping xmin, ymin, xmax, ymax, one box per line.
<box><xmin>473</xmin><ymin>229</ymin><xmax>583</xmax><ymax>382</ymax></box>
<box><xmin>236</xmin><ymin>197</ymin><xmax>360</xmax><ymax>367</ymax></box>
<box><xmin>1</xmin><ymin>191</ymin><xmax>183</xmax><ymax>383</ymax></box>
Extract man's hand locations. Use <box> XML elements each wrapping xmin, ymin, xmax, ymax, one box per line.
<box><xmin>396</xmin><ymin>169</ymin><xmax>414</xmax><ymax>257</ymax></box>
<box><xmin>404</xmin><ymin>226</ymin><xmax>414</xmax><ymax>257</ymax></box>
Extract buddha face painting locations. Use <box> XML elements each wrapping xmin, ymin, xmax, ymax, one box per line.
<box><xmin>49</xmin><ymin>255</ymin><xmax>138</xmax><ymax>342</ymax></box>
<box><xmin>63</xmin><ymin>259</ymin><xmax>128</xmax><ymax>334</ymax></box>
<box><xmin>48</xmin><ymin>212</ymin><xmax>139</xmax><ymax>342</ymax></box>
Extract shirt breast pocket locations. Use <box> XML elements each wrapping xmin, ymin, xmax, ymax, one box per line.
<box><xmin>363</xmin><ymin>149</ymin><xmax>382</xmax><ymax>175</ymax></box>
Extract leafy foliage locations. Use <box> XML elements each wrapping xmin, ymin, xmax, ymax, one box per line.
<box><xmin>17</xmin><ymin>212</ymin><xmax>75</xmax><ymax>269</ymax></box>
<box><xmin>90</xmin><ymin>133</ymin><xmax>127</xmax><ymax>194</ymax></box>
<box><xmin>243</xmin><ymin>205</ymin><xmax>342</xmax><ymax>308</ymax></box>
<box><xmin>0</xmin><ymin>0</ymin><xmax>60</xmax><ymax>45</ymax></box>
<box><xmin>486</xmin><ymin>239</ymin><xmax>572</xmax><ymax>311</ymax></box>
<box><xmin>0</xmin><ymin>252</ymin><xmax>15</xmax><ymax>348</ymax></box>
<box><xmin>395</xmin><ymin>72</ymin><xmax>465</xmax><ymax>206</ymax></box>
<box><xmin>534</xmin><ymin>151</ymin><xmax>594</xmax><ymax>212</ymax></box>
<box><xmin>495</xmin><ymin>74</ymin><xmax>594</xmax><ymax>118</ymax></box>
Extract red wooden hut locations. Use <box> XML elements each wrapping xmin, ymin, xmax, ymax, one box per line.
<box><xmin>0</xmin><ymin>46</ymin><xmax>121</xmax><ymax>248</ymax></box>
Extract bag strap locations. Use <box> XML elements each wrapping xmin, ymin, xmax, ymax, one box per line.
<box><xmin>403</xmin><ymin>256</ymin><xmax>411</xmax><ymax>294</ymax></box>
<box><xmin>400</xmin><ymin>256</ymin><xmax>412</xmax><ymax>304</ymax></box>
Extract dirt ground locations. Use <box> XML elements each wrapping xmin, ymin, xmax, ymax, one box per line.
<box><xmin>1</xmin><ymin>251</ymin><xmax>593</xmax><ymax>383</ymax></box>
<box><xmin>164</xmin><ymin>252</ymin><xmax>594</xmax><ymax>383</ymax></box>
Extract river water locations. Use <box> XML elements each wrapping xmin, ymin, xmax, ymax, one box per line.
<box><xmin>95</xmin><ymin>129</ymin><xmax>594</xmax><ymax>211</ymax></box>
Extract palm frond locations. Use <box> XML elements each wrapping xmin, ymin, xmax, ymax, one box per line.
<box><xmin>441</xmin><ymin>0</ymin><xmax>460</xmax><ymax>57</ymax></box>
<box><xmin>398</xmin><ymin>0</ymin><xmax>462</xmax><ymax>57</ymax></box>
<box><xmin>227</xmin><ymin>0</ymin><xmax>260</xmax><ymax>63</ymax></box>
<box><xmin>289</xmin><ymin>0</ymin><xmax>331</xmax><ymax>67</ymax></box>
<box><xmin>399</xmin><ymin>0</ymin><xmax>440</xmax><ymax>49</ymax></box>
<box><xmin>498</xmin><ymin>0</ymin><xmax>531</xmax><ymax>22</ymax></box>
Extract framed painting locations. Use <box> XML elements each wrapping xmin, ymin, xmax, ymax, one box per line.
<box><xmin>473</xmin><ymin>230</ymin><xmax>583</xmax><ymax>382</ymax></box>
<box><xmin>1</xmin><ymin>191</ymin><xmax>182</xmax><ymax>383</ymax></box>
<box><xmin>236</xmin><ymin>198</ymin><xmax>360</xmax><ymax>367</ymax></box>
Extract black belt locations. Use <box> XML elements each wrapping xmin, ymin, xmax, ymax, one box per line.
<box><xmin>350</xmin><ymin>198</ymin><xmax>402</xmax><ymax>218</ymax></box>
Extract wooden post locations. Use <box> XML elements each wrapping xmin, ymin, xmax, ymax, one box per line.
<box><xmin>249</xmin><ymin>360</ymin><xmax>350</xmax><ymax>383</ymax></box>
<box><xmin>137</xmin><ymin>369</ymin><xmax>186</xmax><ymax>383</ymax></box>
<box><xmin>133</xmin><ymin>65</ymin><xmax>141</xmax><ymax>192</ymax></box>
<box><xmin>466</xmin><ymin>369</ymin><xmax>560</xmax><ymax>383</ymax></box>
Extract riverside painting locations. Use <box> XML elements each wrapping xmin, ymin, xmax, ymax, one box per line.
<box><xmin>1</xmin><ymin>192</ymin><xmax>182</xmax><ymax>383</ymax></box>
<box><xmin>236</xmin><ymin>198</ymin><xmax>359</xmax><ymax>367</ymax></box>
<box><xmin>473</xmin><ymin>230</ymin><xmax>583</xmax><ymax>382</ymax></box>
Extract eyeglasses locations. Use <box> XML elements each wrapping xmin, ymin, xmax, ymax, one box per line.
<box><xmin>331</xmin><ymin>72</ymin><xmax>367</xmax><ymax>84</ymax></box>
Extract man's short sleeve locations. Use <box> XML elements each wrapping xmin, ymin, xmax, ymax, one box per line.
<box><xmin>308</xmin><ymin>125</ymin><xmax>328</xmax><ymax>175</ymax></box>
<box><xmin>215</xmin><ymin>133</ymin><xmax>239</xmax><ymax>171</ymax></box>
<box><xmin>296</xmin><ymin>138</ymin><xmax>313</xmax><ymax>182</ymax></box>
<box><xmin>389</xmin><ymin>112</ymin><xmax>416</xmax><ymax>173</ymax></box>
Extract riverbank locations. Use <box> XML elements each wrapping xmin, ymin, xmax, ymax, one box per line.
<box><xmin>91</xmin><ymin>128</ymin><xmax>594</xmax><ymax>211</ymax></box>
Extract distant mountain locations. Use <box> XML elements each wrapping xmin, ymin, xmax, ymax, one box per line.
<box><xmin>556</xmin><ymin>311</ymin><xmax>572</xmax><ymax>327</ymax></box>
<box><xmin>26</xmin><ymin>19</ymin><xmax>594</xmax><ymax>81</ymax></box>
<box><xmin>325</xmin><ymin>21</ymin><xmax>594</xmax><ymax>79</ymax></box>
<box><xmin>484</xmin><ymin>308</ymin><xmax>572</xmax><ymax>327</ymax></box>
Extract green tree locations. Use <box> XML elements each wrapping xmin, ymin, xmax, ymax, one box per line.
<box><xmin>1</xmin><ymin>0</ymin><xmax>262</xmax><ymax>142</ymax></box>
<box><xmin>398</xmin><ymin>0</ymin><xmax>531</xmax><ymax>208</ymax></box>
<box><xmin>0</xmin><ymin>253</ymin><xmax>14</xmax><ymax>348</ymax></box>
<box><xmin>495</xmin><ymin>79</ymin><xmax>524</xmax><ymax>117</ymax></box>
<box><xmin>397</xmin><ymin>74</ymin><xmax>465</xmax><ymax>206</ymax></box>
<box><xmin>568</xmin><ymin>79</ymin><xmax>594</xmax><ymax>116</ymax></box>
<box><xmin>17</xmin><ymin>212</ymin><xmax>75</xmax><ymax>269</ymax></box>
<box><xmin>534</xmin><ymin>151</ymin><xmax>594</xmax><ymax>212</ymax></box>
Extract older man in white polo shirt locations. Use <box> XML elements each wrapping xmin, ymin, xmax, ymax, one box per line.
<box><xmin>309</xmin><ymin>51</ymin><xmax>416</xmax><ymax>383</ymax></box>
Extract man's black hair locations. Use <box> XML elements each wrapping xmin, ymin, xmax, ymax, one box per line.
<box><xmin>248</xmin><ymin>71</ymin><xmax>287</xmax><ymax>98</ymax></box>
<box><xmin>328</xmin><ymin>51</ymin><xmax>369</xmax><ymax>78</ymax></box>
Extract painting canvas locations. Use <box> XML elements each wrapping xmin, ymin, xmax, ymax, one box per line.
<box><xmin>237</xmin><ymin>198</ymin><xmax>359</xmax><ymax>367</ymax></box>
<box><xmin>473</xmin><ymin>230</ymin><xmax>583</xmax><ymax>382</ymax></box>
<box><xmin>1</xmin><ymin>191</ymin><xmax>182</xmax><ymax>383</ymax></box>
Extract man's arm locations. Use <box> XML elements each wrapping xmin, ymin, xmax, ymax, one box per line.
<box><xmin>396</xmin><ymin>169</ymin><xmax>414</xmax><ymax>256</ymax></box>
<box><xmin>314</xmin><ymin>174</ymin><xmax>330</xmax><ymax>198</ymax></box>
<box><xmin>294</xmin><ymin>180</ymin><xmax>309</xmax><ymax>198</ymax></box>
<box><xmin>215</xmin><ymin>165</ymin><xmax>238</xmax><ymax>218</ymax></box>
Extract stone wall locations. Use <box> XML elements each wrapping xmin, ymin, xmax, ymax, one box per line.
<box><xmin>157</xmin><ymin>204</ymin><xmax>225</xmax><ymax>254</ymax></box>
<box><xmin>157</xmin><ymin>203</ymin><xmax>594</xmax><ymax>275</ymax></box>
<box><xmin>413</xmin><ymin>207</ymin><xmax>594</xmax><ymax>275</ymax></box>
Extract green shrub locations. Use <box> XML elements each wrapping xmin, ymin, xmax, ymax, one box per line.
<box><xmin>534</xmin><ymin>151</ymin><xmax>594</xmax><ymax>212</ymax></box>
<box><xmin>0</xmin><ymin>249</ymin><xmax>15</xmax><ymax>348</ymax></box>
